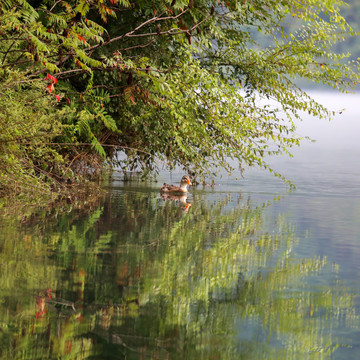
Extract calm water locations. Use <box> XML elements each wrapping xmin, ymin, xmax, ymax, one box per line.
<box><xmin>0</xmin><ymin>92</ymin><xmax>359</xmax><ymax>359</ymax></box>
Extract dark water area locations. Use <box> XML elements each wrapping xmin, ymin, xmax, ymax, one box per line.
<box><xmin>0</xmin><ymin>92</ymin><xmax>359</xmax><ymax>359</ymax></box>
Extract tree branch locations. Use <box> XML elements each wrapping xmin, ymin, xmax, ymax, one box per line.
<box><xmin>115</xmin><ymin>39</ymin><xmax>155</xmax><ymax>52</ymax></box>
<box><xmin>1</xmin><ymin>34</ymin><xmax>24</xmax><ymax>65</ymax></box>
<box><xmin>84</xmin><ymin>7</ymin><xmax>191</xmax><ymax>53</ymax></box>
<box><xmin>49</xmin><ymin>0</ymin><xmax>63</xmax><ymax>12</ymax></box>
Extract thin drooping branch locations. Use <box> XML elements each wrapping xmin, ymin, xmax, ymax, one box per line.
<box><xmin>84</xmin><ymin>7</ymin><xmax>192</xmax><ymax>52</ymax></box>
<box><xmin>1</xmin><ymin>34</ymin><xmax>24</xmax><ymax>65</ymax></box>
<box><xmin>115</xmin><ymin>38</ymin><xmax>155</xmax><ymax>52</ymax></box>
<box><xmin>49</xmin><ymin>0</ymin><xmax>63</xmax><ymax>12</ymax></box>
<box><xmin>15</xmin><ymin>142</ymin><xmax>155</xmax><ymax>156</ymax></box>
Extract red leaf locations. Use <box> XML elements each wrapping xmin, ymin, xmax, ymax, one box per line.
<box><xmin>130</xmin><ymin>96</ymin><xmax>136</xmax><ymax>105</ymax></box>
<box><xmin>77</xmin><ymin>35</ymin><xmax>85</xmax><ymax>43</ymax></box>
<box><xmin>54</xmin><ymin>94</ymin><xmax>61</xmax><ymax>102</ymax></box>
<box><xmin>46</xmin><ymin>288</ymin><xmax>52</xmax><ymax>299</ymax></box>
<box><xmin>46</xmin><ymin>84</ymin><xmax>54</xmax><ymax>93</ymax></box>
<box><xmin>45</xmin><ymin>73</ymin><xmax>58</xmax><ymax>84</ymax></box>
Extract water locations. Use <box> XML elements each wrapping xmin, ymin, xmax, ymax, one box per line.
<box><xmin>0</xmin><ymin>92</ymin><xmax>359</xmax><ymax>359</ymax></box>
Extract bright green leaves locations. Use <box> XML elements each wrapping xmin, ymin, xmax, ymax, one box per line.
<box><xmin>1</xmin><ymin>0</ymin><xmax>359</xmax><ymax>188</ymax></box>
<box><xmin>0</xmin><ymin>0</ymin><xmax>107</xmax><ymax>76</ymax></box>
<box><xmin>62</xmin><ymin>86</ymin><xmax>120</xmax><ymax>159</ymax></box>
<box><xmin>0</xmin><ymin>73</ymin><xmax>69</xmax><ymax>198</ymax></box>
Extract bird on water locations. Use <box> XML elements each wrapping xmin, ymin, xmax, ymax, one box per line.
<box><xmin>160</xmin><ymin>175</ymin><xmax>192</xmax><ymax>194</ymax></box>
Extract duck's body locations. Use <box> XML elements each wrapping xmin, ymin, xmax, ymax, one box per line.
<box><xmin>160</xmin><ymin>175</ymin><xmax>192</xmax><ymax>194</ymax></box>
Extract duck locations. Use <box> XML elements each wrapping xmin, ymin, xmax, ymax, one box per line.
<box><xmin>160</xmin><ymin>175</ymin><xmax>192</xmax><ymax>194</ymax></box>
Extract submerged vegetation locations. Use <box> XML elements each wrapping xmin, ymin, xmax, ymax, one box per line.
<box><xmin>0</xmin><ymin>0</ymin><xmax>359</xmax><ymax>200</ymax></box>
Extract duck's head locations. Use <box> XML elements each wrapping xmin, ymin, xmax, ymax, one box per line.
<box><xmin>181</xmin><ymin>175</ymin><xmax>192</xmax><ymax>186</ymax></box>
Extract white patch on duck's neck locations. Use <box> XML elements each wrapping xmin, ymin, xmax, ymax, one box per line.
<box><xmin>179</xmin><ymin>181</ymin><xmax>188</xmax><ymax>191</ymax></box>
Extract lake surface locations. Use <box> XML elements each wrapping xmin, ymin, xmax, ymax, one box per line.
<box><xmin>0</xmin><ymin>92</ymin><xmax>359</xmax><ymax>359</ymax></box>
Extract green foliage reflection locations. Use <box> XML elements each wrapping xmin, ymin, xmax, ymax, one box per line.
<box><xmin>0</xmin><ymin>187</ymin><xmax>357</xmax><ymax>359</ymax></box>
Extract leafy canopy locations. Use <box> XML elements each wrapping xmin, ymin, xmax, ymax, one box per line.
<box><xmin>0</xmin><ymin>0</ymin><xmax>359</xmax><ymax>187</ymax></box>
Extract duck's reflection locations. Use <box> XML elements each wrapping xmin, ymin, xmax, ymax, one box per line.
<box><xmin>161</xmin><ymin>193</ymin><xmax>191</xmax><ymax>213</ymax></box>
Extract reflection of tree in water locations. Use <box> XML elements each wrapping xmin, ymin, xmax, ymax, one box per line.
<box><xmin>0</xmin><ymin>189</ymin><xmax>358</xmax><ymax>359</ymax></box>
